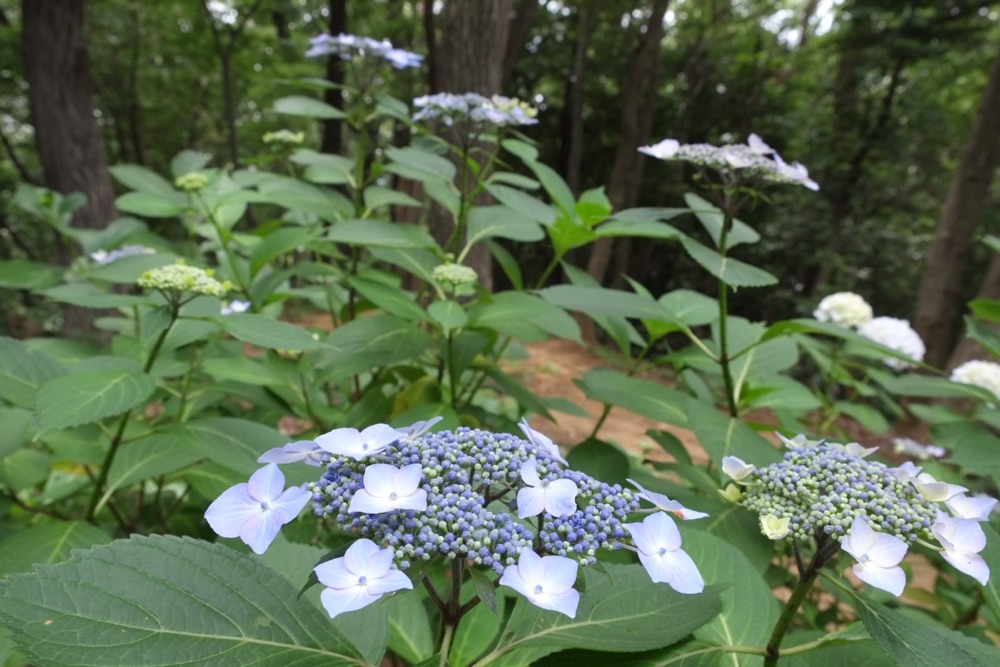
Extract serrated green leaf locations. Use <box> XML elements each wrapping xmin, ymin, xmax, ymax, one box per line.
<box><xmin>170</xmin><ymin>150</ymin><xmax>212</xmax><ymax>178</ymax></box>
<box><xmin>485</xmin><ymin>184</ymin><xmax>555</xmax><ymax>225</ymax></box>
<box><xmin>250</xmin><ymin>226</ymin><xmax>321</xmax><ymax>274</ymax></box>
<box><xmin>467</xmin><ymin>205</ymin><xmax>545</xmax><ymax>243</ymax></box>
<box><xmin>566</xmin><ymin>439</ymin><xmax>630</xmax><ymax>485</ymax></box>
<box><xmin>115</xmin><ymin>191</ymin><xmax>186</xmax><ymax>218</ymax></box>
<box><xmin>680</xmin><ymin>237</ymin><xmax>777</xmax><ymax>287</ymax></box>
<box><xmin>109</xmin><ymin>164</ymin><xmax>177</xmax><ymax>196</ymax></box>
<box><xmin>328</xmin><ymin>220</ymin><xmax>438</xmax><ymax>249</ymax></box>
<box><xmin>347</xmin><ymin>276</ymin><xmax>428</xmax><ymax>322</ymax></box>
<box><xmin>38</xmin><ymin>283</ymin><xmax>154</xmax><ymax>308</ymax></box>
<box><xmin>0</xmin><ymin>406</ymin><xmax>33</xmax><ymax>459</ymax></box>
<box><xmin>682</xmin><ymin>398</ymin><xmax>782</xmax><ymax>473</ymax></box>
<box><xmin>179</xmin><ymin>418</ymin><xmax>291</xmax><ymax>477</ymax></box>
<box><xmin>217</xmin><ymin>313</ymin><xmax>326</xmax><ymax>351</ymax></box>
<box><xmin>0</xmin><ymin>535</ymin><xmax>368</xmax><ymax>667</ymax></box>
<box><xmin>273</xmin><ymin>94</ymin><xmax>347</xmax><ymax>119</ymax></box>
<box><xmin>0</xmin><ymin>522</ymin><xmax>113</xmax><ymax>578</ymax></box>
<box><xmin>364</xmin><ymin>186</ymin><xmax>423</xmax><ymax>211</ymax></box>
<box><xmin>318</xmin><ymin>314</ymin><xmax>432</xmax><ymax>380</ymax></box>
<box><xmin>36</xmin><ymin>370</ymin><xmax>156</xmax><ymax>431</ymax></box>
<box><xmin>0</xmin><ymin>336</ymin><xmax>67</xmax><ymax>408</ymax></box>
<box><xmin>683</xmin><ymin>192</ymin><xmax>760</xmax><ymax>248</ymax></box>
<box><xmin>0</xmin><ymin>449</ymin><xmax>51</xmax><ymax>491</ymax></box>
<box><xmin>428</xmin><ymin>300</ymin><xmax>467</xmax><ymax>333</ymax></box>
<box><xmin>537</xmin><ymin>284</ymin><xmax>666</xmax><ymax>320</ymax></box>
<box><xmin>0</xmin><ymin>259</ymin><xmax>64</xmax><ymax>289</ymax></box>
<box><xmin>99</xmin><ymin>433</ymin><xmax>203</xmax><ymax>507</ymax></box>
<box><xmin>384</xmin><ymin>146</ymin><xmax>456</xmax><ymax>182</ymax></box>
<box><xmin>385</xmin><ymin>587</ymin><xmax>437</xmax><ymax>665</ymax></box>
<box><xmin>575</xmin><ymin>369</ymin><xmax>689</xmax><ymax>427</ymax></box>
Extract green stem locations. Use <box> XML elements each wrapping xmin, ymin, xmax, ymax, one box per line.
<box><xmin>763</xmin><ymin>537</ymin><xmax>840</xmax><ymax>666</ymax></box>
<box><xmin>439</xmin><ymin>622</ymin><xmax>455</xmax><ymax>667</ymax></box>
<box><xmin>195</xmin><ymin>193</ymin><xmax>254</xmax><ymax>307</ymax></box>
<box><xmin>715</xmin><ymin>197</ymin><xmax>739</xmax><ymax>418</ymax></box>
<box><xmin>85</xmin><ymin>303</ymin><xmax>178</xmax><ymax>521</ymax></box>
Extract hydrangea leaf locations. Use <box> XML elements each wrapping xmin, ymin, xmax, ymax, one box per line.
<box><xmin>680</xmin><ymin>237</ymin><xmax>778</xmax><ymax>288</ymax></box>
<box><xmin>484</xmin><ymin>563</ymin><xmax>722</xmax><ymax>663</ymax></box>
<box><xmin>0</xmin><ymin>522</ymin><xmax>113</xmax><ymax>578</ymax></box>
<box><xmin>575</xmin><ymin>369</ymin><xmax>689</xmax><ymax>427</ymax></box>
<box><xmin>0</xmin><ymin>336</ymin><xmax>67</xmax><ymax>408</ymax></box>
<box><xmin>36</xmin><ymin>369</ymin><xmax>156</xmax><ymax>432</ymax></box>
<box><xmin>215</xmin><ymin>313</ymin><xmax>327</xmax><ymax>351</ymax></box>
<box><xmin>0</xmin><ymin>535</ymin><xmax>371</xmax><ymax>667</ymax></box>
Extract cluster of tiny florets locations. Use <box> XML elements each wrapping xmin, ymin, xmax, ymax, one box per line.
<box><xmin>431</xmin><ymin>263</ymin><xmax>478</xmax><ymax>287</ymax></box>
<box><xmin>858</xmin><ymin>316</ymin><xmax>926</xmax><ymax>370</ymax></box>
<box><xmin>174</xmin><ymin>172</ymin><xmax>209</xmax><ymax>192</ymax></box>
<box><xmin>950</xmin><ymin>360</ymin><xmax>1000</xmax><ymax>402</ymax></box>
<box><xmin>305</xmin><ymin>33</ymin><xmax>423</xmax><ymax>69</ymax></box>
<box><xmin>137</xmin><ymin>261</ymin><xmax>231</xmax><ymax>297</ymax></box>
<box><xmin>813</xmin><ymin>292</ymin><xmax>873</xmax><ymax>328</ymax></box>
<box><xmin>263</xmin><ymin>130</ymin><xmax>305</xmax><ymax>145</ymax></box>
<box><xmin>738</xmin><ymin>444</ymin><xmax>938</xmax><ymax>543</ymax></box>
<box><xmin>413</xmin><ymin>93</ymin><xmax>539</xmax><ymax>127</ymax></box>
<box><xmin>308</xmin><ymin>427</ymin><xmax>638</xmax><ymax>573</ymax></box>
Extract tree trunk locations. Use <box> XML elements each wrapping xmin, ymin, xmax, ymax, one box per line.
<box><xmin>562</xmin><ymin>7</ymin><xmax>591</xmax><ymax>195</ymax></box>
<box><xmin>320</xmin><ymin>0</ymin><xmax>348</xmax><ymax>155</ymax></box>
<box><xmin>502</xmin><ymin>0</ymin><xmax>540</xmax><ymax>90</ymax></box>
<box><xmin>585</xmin><ymin>0</ymin><xmax>670</xmax><ymax>285</ymax></box>
<box><xmin>429</xmin><ymin>0</ymin><xmax>514</xmax><ymax>291</ymax></box>
<box><xmin>914</xmin><ymin>39</ymin><xmax>1000</xmax><ymax>368</ymax></box>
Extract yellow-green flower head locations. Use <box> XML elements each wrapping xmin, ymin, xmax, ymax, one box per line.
<box><xmin>263</xmin><ymin>130</ymin><xmax>306</xmax><ymax>145</ymax></box>
<box><xmin>432</xmin><ymin>263</ymin><xmax>478</xmax><ymax>287</ymax></box>
<box><xmin>138</xmin><ymin>261</ymin><xmax>231</xmax><ymax>298</ymax></box>
<box><xmin>760</xmin><ymin>514</ymin><xmax>791</xmax><ymax>540</ymax></box>
<box><xmin>175</xmin><ymin>171</ymin><xmax>210</xmax><ymax>192</ymax></box>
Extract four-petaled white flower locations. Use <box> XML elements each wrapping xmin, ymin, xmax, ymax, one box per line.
<box><xmin>946</xmin><ymin>493</ymin><xmax>998</xmax><ymax>521</ymax></box>
<box><xmin>627</xmin><ymin>478</ymin><xmax>708</xmax><ymax>520</ymax></box>
<box><xmin>932</xmin><ymin>515</ymin><xmax>990</xmax><ymax>585</ymax></box>
<box><xmin>840</xmin><ymin>516</ymin><xmax>908</xmax><ymax>596</ymax></box>
<box><xmin>316</xmin><ymin>424</ymin><xmax>405</xmax><ymax>460</ymax></box>
<box><xmin>397</xmin><ymin>416</ymin><xmax>444</xmax><ymax>442</ymax></box>
<box><xmin>722</xmin><ymin>456</ymin><xmax>755</xmax><ymax>482</ymax></box>
<box><xmin>624</xmin><ymin>511</ymin><xmax>704</xmax><ymax>594</ymax></box>
<box><xmin>258</xmin><ymin>440</ymin><xmax>326</xmax><ymax>466</ymax></box>
<box><xmin>518</xmin><ymin>418</ymin><xmax>567</xmax><ymax>465</ymax></box>
<box><xmin>760</xmin><ymin>514</ymin><xmax>791</xmax><ymax>540</ymax></box>
<box><xmin>777</xmin><ymin>433</ymin><xmax>823</xmax><ymax>449</ymax></box>
<box><xmin>499</xmin><ymin>548</ymin><xmax>580</xmax><ymax>618</ymax></box>
<box><xmin>912</xmin><ymin>472</ymin><xmax>967</xmax><ymax>502</ymax></box>
<box><xmin>349</xmin><ymin>463</ymin><xmax>428</xmax><ymax>514</ymax></box>
<box><xmin>516</xmin><ymin>459</ymin><xmax>578</xmax><ymax>519</ymax></box>
<box><xmin>204</xmin><ymin>463</ymin><xmax>311</xmax><ymax>554</ymax></box>
<box><xmin>314</xmin><ymin>538</ymin><xmax>413</xmax><ymax>618</ymax></box>
<box><xmin>836</xmin><ymin>442</ymin><xmax>878</xmax><ymax>458</ymax></box>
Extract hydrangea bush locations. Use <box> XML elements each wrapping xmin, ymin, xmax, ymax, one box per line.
<box><xmin>0</xmin><ymin>29</ymin><xmax>998</xmax><ymax>667</ymax></box>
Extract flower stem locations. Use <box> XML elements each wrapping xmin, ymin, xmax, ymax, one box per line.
<box><xmin>715</xmin><ymin>197</ymin><xmax>739</xmax><ymax>418</ymax></box>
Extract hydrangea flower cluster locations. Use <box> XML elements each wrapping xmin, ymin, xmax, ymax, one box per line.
<box><xmin>813</xmin><ymin>292</ymin><xmax>873</xmax><ymax>328</ymax></box>
<box><xmin>857</xmin><ymin>316</ymin><xmax>926</xmax><ymax>369</ymax></box>
<box><xmin>205</xmin><ymin>420</ymin><xmax>707</xmax><ymax>620</ymax></box>
<box><xmin>412</xmin><ymin>93</ymin><xmax>539</xmax><ymax>127</ymax></box>
<box><xmin>722</xmin><ymin>436</ymin><xmax>994</xmax><ymax>595</ymax></box>
<box><xmin>137</xmin><ymin>261</ymin><xmax>231</xmax><ymax>298</ymax></box>
<box><xmin>263</xmin><ymin>129</ymin><xmax>305</xmax><ymax>145</ymax></box>
<box><xmin>431</xmin><ymin>262</ymin><xmax>478</xmax><ymax>288</ymax></box>
<box><xmin>305</xmin><ymin>33</ymin><xmax>423</xmax><ymax>69</ymax></box>
<box><xmin>950</xmin><ymin>359</ymin><xmax>1000</xmax><ymax>402</ymax></box>
<box><xmin>174</xmin><ymin>171</ymin><xmax>209</xmax><ymax>192</ymax></box>
<box><xmin>638</xmin><ymin>133</ymin><xmax>819</xmax><ymax>191</ymax></box>
<box><xmin>89</xmin><ymin>245</ymin><xmax>155</xmax><ymax>266</ymax></box>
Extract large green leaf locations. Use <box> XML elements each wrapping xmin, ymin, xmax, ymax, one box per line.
<box><xmin>384</xmin><ymin>146</ymin><xmax>456</xmax><ymax>183</ymax></box>
<box><xmin>0</xmin><ymin>449</ymin><xmax>50</xmax><ymax>490</ymax></box>
<box><xmin>537</xmin><ymin>284</ymin><xmax>666</xmax><ymax>320</ymax></box>
<box><xmin>0</xmin><ymin>406</ymin><xmax>33</xmax><ymax>459</ymax></box>
<box><xmin>319</xmin><ymin>314</ymin><xmax>432</xmax><ymax>380</ymax></box>
<box><xmin>682</xmin><ymin>399</ymin><xmax>782</xmax><ymax>473</ymax></box>
<box><xmin>36</xmin><ymin>369</ymin><xmax>156</xmax><ymax>431</ymax></box>
<box><xmin>115</xmin><ymin>191</ymin><xmax>186</xmax><ymax>218</ymax></box>
<box><xmin>0</xmin><ymin>522</ymin><xmax>113</xmax><ymax>578</ymax></box>
<box><xmin>0</xmin><ymin>259</ymin><xmax>64</xmax><ymax>289</ymax></box>
<box><xmin>38</xmin><ymin>283</ymin><xmax>155</xmax><ymax>309</ymax></box>
<box><xmin>327</xmin><ymin>219</ymin><xmax>439</xmax><ymax>249</ymax></box>
<box><xmin>179</xmin><ymin>417</ymin><xmax>291</xmax><ymax>478</ymax></box>
<box><xmin>385</xmin><ymin>589</ymin><xmax>437</xmax><ymax>665</ymax></box>
<box><xmin>109</xmin><ymin>164</ymin><xmax>177</xmax><ymax>196</ymax></box>
<box><xmin>0</xmin><ymin>535</ymin><xmax>370</xmax><ymax>667</ymax></box>
<box><xmin>428</xmin><ymin>300</ymin><xmax>468</xmax><ymax>333</ymax></box>
<box><xmin>683</xmin><ymin>193</ymin><xmax>760</xmax><ymax>249</ymax></box>
<box><xmin>273</xmin><ymin>94</ymin><xmax>347</xmax><ymax>119</ymax></box>
<box><xmin>0</xmin><ymin>336</ymin><xmax>67</xmax><ymax>408</ymax></box>
<box><xmin>575</xmin><ymin>369</ymin><xmax>689</xmax><ymax>427</ymax></box>
<box><xmin>467</xmin><ymin>205</ymin><xmax>545</xmax><ymax>244</ymax></box>
<box><xmin>484</xmin><ymin>184</ymin><xmax>556</xmax><ymax>225</ymax></box>
<box><xmin>479</xmin><ymin>564</ymin><xmax>722</xmax><ymax>665</ymax></box>
<box><xmin>99</xmin><ymin>432</ymin><xmax>204</xmax><ymax>506</ymax></box>
<box><xmin>851</xmin><ymin>590</ymin><xmax>998</xmax><ymax>666</ymax></box>
<box><xmin>468</xmin><ymin>292</ymin><xmax>581</xmax><ymax>343</ymax></box>
<box><xmin>217</xmin><ymin>313</ymin><xmax>327</xmax><ymax>351</ymax></box>
<box><xmin>250</xmin><ymin>226</ymin><xmax>321</xmax><ymax>274</ymax></box>
<box><xmin>680</xmin><ymin>238</ymin><xmax>777</xmax><ymax>288</ymax></box>
<box><xmin>347</xmin><ymin>275</ymin><xmax>429</xmax><ymax>322</ymax></box>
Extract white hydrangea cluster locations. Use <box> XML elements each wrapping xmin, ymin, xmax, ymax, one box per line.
<box><xmin>412</xmin><ymin>93</ymin><xmax>538</xmax><ymax>127</ymax></box>
<box><xmin>638</xmin><ymin>133</ymin><xmax>819</xmax><ymax>191</ymax></box>
<box><xmin>858</xmin><ymin>316</ymin><xmax>926</xmax><ymax>370</ymax></box>
<box><xmin>813</xmin><ymin>292</ymin><xmax>873</xmax><ymax>328</ymax></box>
<box><xmin>950</xmin><ymin>360</ymin><xmax>1000</xmax><ymax>402</ymax></box>
<box><xmin>137</xmin><ymin>262</ymin><xmax>231</xmax><ymax>298</ymax></box>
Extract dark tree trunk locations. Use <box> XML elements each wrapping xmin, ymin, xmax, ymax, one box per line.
<box><xmin>586</xmin><ymin>0</ymin><xmax>670</xmax><ymax>285</ymax></box>
<box><xmin>562</xmin><ymin>8</ymin><xmax>591</xmax><ymax>195</ymax></box>
<box><xmin>502</xmin><ymin>0</ymin><xmax>540</xmax><ymax>90</ymax></box>
<box><xmin>915</xmin><ymin>39</ymin><xmax>1000</xmax><ymax>368</ymax></box>
<box><xmin>321</xmin><ymin>0</ymin><xmax>348</xmax><ymax>155</ymax></box>
<box><xmin>429</xmin><ymin>0</ymin><xmax>514</xmax><ymax>291</ymax></box>
<box><xmin>22</xmin><ymin>0</ymin><xmax>116</xmax><ymax>232</ymax></box>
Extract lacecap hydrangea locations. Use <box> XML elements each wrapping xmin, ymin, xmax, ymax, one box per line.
<box><xmin>205</xmin><ymin>419</ymin><xmax>707</xmax><ymax>620</ymax></box>
<box><xmin>722</xmin><ymin>435</ymin><xmax>994</xmax><ymax>596</ymax></box>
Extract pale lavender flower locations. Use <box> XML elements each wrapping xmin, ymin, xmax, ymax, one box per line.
<box><xmin>258</xmin><ymin>440</ymin><xmax>326</xmax><ymax>466</ymax></box>
<box><xmin>516</xmin><ymin>459</ymin><xmax>578</xmax><ymax>519</ymax></box>
<box><xmin>348</xmin><ymin>463</ymin><xmax>428</xmax><ymax>514</ymax></box>
<box><xmin>314</xmin><ymin>538</ymin><xmax>413</xmax><ymax>618</ymax></box>
<box><xmin>945</xmin><ymin>493</ymin><xmax>997</xmax><ymax>522</ymax></box>
<box><xmin>90</xmin><ymin>244</ymin><xmax>156</xmax><ymax>265</ymax></box>
<box><xmin>722</xmin><ymin>456</ymin><xmax>755</xmax><ymax>481</ymax></box>
<box><xmin>892</xmin><ymin>437</ymin><xmax>946</xmax><ymax>461</ymax></box>
<box><xmin>412</xmin><ymin>92</ymin><xmax>538</xmax><ymax>127</ymax></box>
<box><xmin>306</xmin><ymin>32</ymin><xmax>423</xmax><ymax>69</ymax></box>
<box><xmin>204</xmin><ymin>463</ymin><xmax>311</xmax><ymax>554</ymax></box>
<box><xmin>932</xmin><ymin>515</ymin><xmax>990</xmax><ymax>585</ymax></box>
<box><xmin>316</xmin><ymin>424</ymin><xmax>405</xmax><ymax>460</ymax></box>
<box><xmin>397</xmin><ymin>416</ymin><xmax>444</xmax><ymax>442</ymax></box>
<box><xmin>840</xmin><ymin>516</ymin><xmax>908</xmax><ymax>596</ymax></box>
<box><xmin>624</xmin><ymin>511</ymin><xmax>704</xmax><ymax>594</ymax></box>
<box><xmin>890</xmin><ymin>461</ymin><xmax>923</xmax><ymax>483</ymax></box>
<box><xmin>912</xmin><ymin>472</ymin><xmax>967</xmax><ymax>502</ymax></box>
<box><xmin>627</xmin><ymin>478</ymin><xmax>708</xmax><ymax>520</ymax></box>
<box><xmin>220</xmin><ymin>299</ymin><xmax>251</xmax><ymax>315</ymax></box>
<box><xmin>518</xmin><ymin>418</ymin><xmax>567</xmax><ymax>465</ymax></box>
<box><xmin>499</xmin><ymin>548</ymin><xmax>580</xmax><ymax>617</ymax></box>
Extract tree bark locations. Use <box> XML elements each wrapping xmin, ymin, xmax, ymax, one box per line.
<box><xmin>22</xmin><ymin>0</ymin><xmax>116</xmax><ymax>232</ymax></box>
<box><xmin>585</xmin><ymin>0</ymin><xmax>670</xmax><ymax>285</ymax></box>
<box><xmin>320</xmin><ymin>0</ymin><xmax>348</xmax><ymax>155</ymax></box>
<box><xmin>915</xmin><ymin>39</ymin><xmax>1000</xmax><ymax>368</ymax></box>
<box><xmin>502</xmin><ymin>0</ymin><xmax>540</xmax><ymax>90</ymax></box>
<box><xmin>562</xmin><ymin>7</ymin><xmax>591</xmax><ymax>195</ymax></box>
<box><xmin>429</xmin><ymin>0</ymin><xmax>514</xmax><ymax>291</ymax></box>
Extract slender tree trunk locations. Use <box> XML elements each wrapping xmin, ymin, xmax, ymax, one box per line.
<box><xmin>586</xmin><ymin>0</ymin><xmax>670</xmax><ymax>285</ymax></box>
<box><xmin>502</xmin><ymin>0</ymin><xmax>540</xmax><ymax>90</ymax></box>
<box><xmin>429</xmin><ymin>0</ymin><xmax>514</xmax><ymax>291</ymax></box>
<box><xmin>915</xmin><ymin>40</ymin><xmax>1000</xmax><ymax>368</ymax></box>
<box><xmin>321</xmin><ymin>0</ymin><xmax>347</xmax><ymax>155</ymax></box>
<box><xmin>562</xmin><ymin>8</ymin><xmax>591</xmax><ymax>194</ymax></box>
